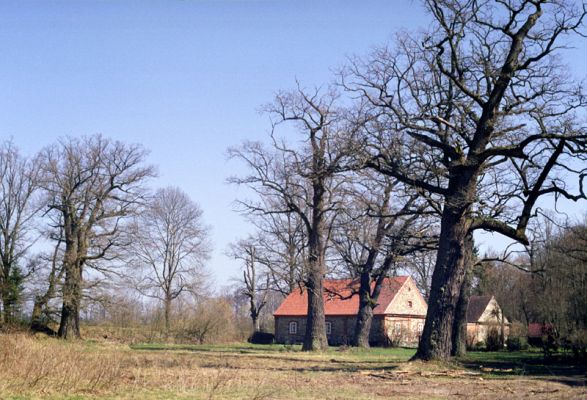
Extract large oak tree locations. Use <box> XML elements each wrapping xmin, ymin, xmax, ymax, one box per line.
<box><xmin>229</xmin><ymin>86</ymin><xmax>362</xmax><ymax>350</ymax></box>
<box><xmin>40</xmin><ymin>135</ymin><xmax>155</xmax><ymax>339</ymax></box>
<box><xmin>344</xmin><ymin>0</ymin><xmax>587</xmax><ymax>360</ymax></box>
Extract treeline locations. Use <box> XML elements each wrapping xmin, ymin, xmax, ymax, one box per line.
<box><xmin>228</xmin><ymin>0</ymin><xmax>587</xmax><ymax>361</ymax></box>
<box><xmin>0</xmin><ymin>136</ymin><xmax>213</xmax><ymax>340</ymax></box>
<box><xmin>475</xmin><ymin>218</ymin><xmax>587</xmax><ymax>354</ymax></box>
<box><xmin>1</xmin><ymin>0</ymin><xmax>586</xmax><ymax>362</ymax></box>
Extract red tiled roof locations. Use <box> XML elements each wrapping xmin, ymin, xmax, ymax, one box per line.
<box><xmin>527</xmin><ymin>323</ymin><xmax>554</xmax><ymax>337</ymax></box>
<box><xmin>273</xmin><ymin>276</ymin><xmax>408</xmax><ymax>317</ymax></box>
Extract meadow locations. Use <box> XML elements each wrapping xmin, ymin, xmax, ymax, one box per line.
<box><xmin>0</xmin><ymin>333</ymin><xmax>585</xmax><ymax>399</ymax></box>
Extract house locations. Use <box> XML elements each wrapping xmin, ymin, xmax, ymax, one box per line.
<box><xmin>527</xmin><ymin>323</ymin><xmax>555</xmax><ymax>346</ymax></box>
<box><xmin>273</xmin><ymin>276</ymin><xmax>427</xmax><ymax>347</ymax></box>
<box><xmin>466</xmin><ymin>295</ymin><xmax>510</xmax><ymax>345</ymax></box>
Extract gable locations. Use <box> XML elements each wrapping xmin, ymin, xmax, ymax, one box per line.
<box><xmin>478</xmin><ymin>297</ymin><xmax>509</xmax><ymax>324</ymax></box>
<box><xmin>384</xmin><ymin>277</ymin><xmax>427</xmax><ymax>316</ymax></box>
<box><xmin>467</xmin><ymin>295</ymin><xmax>509</xmax><ymax>324</ymax></box>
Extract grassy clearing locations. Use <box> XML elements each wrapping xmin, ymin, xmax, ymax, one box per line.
<box><xmin>1</xmin><ymin>333</ymin><xmax>585</xmax><ymax>399</ymax></box>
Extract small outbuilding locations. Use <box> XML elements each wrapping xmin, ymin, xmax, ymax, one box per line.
<box><xmin>466</xmin><ymin>295</ymin><xmax>510</xmax><ymax>345</ymax></box>
<box><xmin>273</xmin><ymin>276</ymin><xmax>427</xmax><ymax>347</ymax></box>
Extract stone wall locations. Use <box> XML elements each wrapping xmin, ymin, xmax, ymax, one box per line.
<box><xmin>275</xmin><ymin>315</ymin><xmax>388</xmax><ymax>346</ymax></box>
<box><xmin>383</xmin><ymin>316</ymin><xmax>425</xmax><ymax>347</ymax></box>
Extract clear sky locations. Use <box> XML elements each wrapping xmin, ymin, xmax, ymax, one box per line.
<box><xmin>1</xmin><ymin>1</ymin><xmax>585</xmax><ymax>287</ymax></box>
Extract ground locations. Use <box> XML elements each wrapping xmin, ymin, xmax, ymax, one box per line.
<box><xmin>0</xmin><ymin>334</ymin><xmax>585</xmax><ymax>399</ymax></box>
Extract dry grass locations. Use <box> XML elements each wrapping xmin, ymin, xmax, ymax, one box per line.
<box><xmin>0</xmin><ymin>333</ymin><xmax>585</xmax><ymax>399</ymax></box>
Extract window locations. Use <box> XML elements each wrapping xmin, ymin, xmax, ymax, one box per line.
<box><xmin>325</xmin><ymin>321</ymin><xmax>332</xmax><ymax>335</ymax></box>
<box><xmin>394</xmin><ymin>322</ymin><xmax>402</xmax><ymax>333</ymax></box>
<box><xmin>417</xmin><ymin>322</ymin><xmax>424</xmax><ymax>332</ymax></box>
<box><xmin>288</xmin><ymin>321</ymin><xmax>298</xmax><ymax>335</ymax></box>
<box><xmin>407</xmin><ymin>301</ymin><xmax>413</xmax><ymax>308</ymax></box>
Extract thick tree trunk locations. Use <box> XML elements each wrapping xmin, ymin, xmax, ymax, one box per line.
<box><xmin>413</xmin><ymin>201</ymin><xmax>472</xmax><ymax>361</ymax></box>
<box><xmin>58</xmin><ymin>268</ymin><xmax>81</xmax><ymax>339</ymax></box>
<box><xmin>353</xmin><ymin>273</ymin><xmax>374</xmax><ymax>348</ymax></box>
<box><xmin>303</xmin><ymin>264</ymin><xmax>328</xmax><ymax>351</ymax></box>
<box><xmin>58</xmin><ymin>246</ymin><xmax>82</xmax><ymax>339</ymax></box>
<box><xmin>451</xmin><ymin>235</ymin><xmax>474</xmax><ymax>357</ymax></box>
<box><xmin>302</xmin><ymin>176</ymin><xmax>328</xmax><ymax>351</ymax></box>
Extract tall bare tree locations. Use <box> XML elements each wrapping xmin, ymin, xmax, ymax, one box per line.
<box><xmin>0</xmin><ymin>140</ymin><xmax>41</xmax><ymax>325</ymax></box>
<box><xmin>344</xmin><ymin>0</ymin><xmax>587</xmax><ymax>360</ymax></box>
<box><xmin>229</xmin><ymin>85</ymin><xmax>360</xmax><ymax>350</ymax></box>
<box><xmin>40</xmin><ymin>134</ymin><xmax>155</xmax><ymax>339</ymax></box>
<box><xmin>228</xmin><ymin>238</ymin><xmax>270</xmax><ymax>333</ymax></box>
<box><xmin>245</xmin><ymin>198</ymin><xmax>307</xmax><ymax>296</ymax></box>
<box><xmin>333</xmin><ymin>172</ymin><xmax>435</xmax><ymax>347</ymax></box>
<box><xmin>129</xmin><ymin>186</ymin><xmax>211</xmax><ymax>334</ymax></box>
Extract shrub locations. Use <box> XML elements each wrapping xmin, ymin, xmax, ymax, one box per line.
<box><xmin>248</xmin><ymin>331</ymin><xmax>275</xmax><ymax>344</ymax></box>
<box><xmin>486</xmin><ymin>328</ymin><xmax>502</xmax><ymax>351</ymax></box>
<box><xmin>506</xmin><ymin>336</ymin><xmax>528</xmax><ymax>351</ymax></box>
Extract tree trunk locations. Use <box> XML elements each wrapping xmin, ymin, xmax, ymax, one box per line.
<box><xmin>500</xmin><ymin>312</ymin><xmax>505</xmax><ymax>348</ymax></box>
<box><xmin>58</xmin><ymin>247</ymin><xmax>82</xmax><ymax>340</ymax></box>
<box><xmin>302</xmin><ymin>176</ymin><xmax>328</xmax><ymax>351</ymax></box>
<box><xmin>451</xmin><ymin>235</ymin><xmax>474</xmax><ymax>357</ymax></box>
<box><xmin>353</xmin><ymin>273</ymin><xmax>374</xmax><ymax>348</ymax></box>
<box><xmin>302</xmin><ymin>264</ymin><xmax>328</xmax><ymax>351</ymax></box>
<box><xmin>413</xmin><ymin>201</ymin><xmax>472</xmax><ymax>361</ymax></box>
<box><xmin>0</xmin><ymin>292</ymin><xmax>5</xmax><ymax>327</ymax></box>
<box><xmin>252</xmin><ymin>314</ymin><xmax>260</xmax><ymax>332</ymax></box>
<box><xmin>164</xmin><ymin>296</ymin><xmax>172</xmax><ymax>336</ymax></box>
<box><xmin>2</xmin><ymin>297</ymin><xmax>12</xmax><ymax>325</ymax></box>
<box><xmin>31</xmin><ymin>236</ymin><xmax>63</xmax><ymax>334</ymax></box>
<box><xmin>57</xmin><ymin>267</ymin><xmax>81</xmax><ymax>339</ymax></box>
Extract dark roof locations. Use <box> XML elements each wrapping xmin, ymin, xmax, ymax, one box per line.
<box><xmin>466</xmin><ymin>295</ymin><xmax>493</xmax><ymax>323</ymax></box>
<box><xmin>273</xmin><ymin>276</ymin><xmax>409</xmax><ymax>317</ymax></box>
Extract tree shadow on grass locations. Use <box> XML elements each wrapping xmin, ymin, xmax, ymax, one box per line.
<box><xmin>459</xmin><ymin>352</ymin><xmax>587</xmax><ymax>387</ymax></box>
<box><xmin>196</xmin><ymin>360</ymin><xmax>400</xmax><ymax>374</ymax></box>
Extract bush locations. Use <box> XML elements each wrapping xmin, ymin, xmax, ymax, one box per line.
<box><xmin>566</xmin><ymin>329</ymin><xmax>587</xmax><ymax>359</ymax></box>
<box><xmin>506</xmin><ymin>336</ymin><xmax>528</xmax><ymax>351</ymax></box>
<box><xmin>248</xmin><ymin>331</ymin><xmax>275</xmax><ymax>344</ymax></box>
<box><xmin>486</xmin><ymin>328</ymin><xmax>502</xmax><ymax>351</ymax></box>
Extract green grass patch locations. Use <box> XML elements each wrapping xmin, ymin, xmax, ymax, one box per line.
<box><xmin>129</xmin><ymin>342</ymin><xmax>416</xmax><ymax>362</ymax></box>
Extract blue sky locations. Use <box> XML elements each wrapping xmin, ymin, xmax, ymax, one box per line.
<box><xmin>1</xmin><ymin>1</ymin><xmax>585</xmax><ymax>287</ymax></box>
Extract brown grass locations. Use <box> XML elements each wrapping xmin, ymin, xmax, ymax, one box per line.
<box><xmin>0</xmin><ymin>333</ymin><xmax>585</xmax><ymax>399</ymax></box>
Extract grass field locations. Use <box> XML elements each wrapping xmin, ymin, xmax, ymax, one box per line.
<box><xmin>1</xmin><ymin>333</ymin><xmax>585</xmax><ymax>399</ymax></box>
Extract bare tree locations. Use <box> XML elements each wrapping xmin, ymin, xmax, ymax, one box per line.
<box><xmin>247</xmin><ymin>203</ymin><xmax>308</xmax><ymax>296</ymax></box>
<box><xmin>229</xmin><ymin>85</ymin><xmax>361</xmax><ymax>350</ymax></box>
<box><xmin>129</xmin><ymin>186</ymin><xmax>211</xmax><ymax>335</ymax></box>
<box><xmin>39</xmin><ymin>134</ymin><xmax>155</xmax><ymax>339</ymax></box>
<box><xmin>333</xmin><ymin>172</ymin><xmax>435</xmax><ymax>347</ymax></box>
<box><xmin>404</xmin><ymin>250</ymin><xmax>436</xmax><ymax>301</ymax></box>
<box><xmin>0</xmin><ymin>140</ymin><xmax>42</xmax><ymax>325</ymax></box>
<box><xmin>30</xmin><ymin>225</ymin><xmax>65</xmax><ymax>334</ymax></box>
<box><xmin>344</xmin><ymin>0</ymin><xmax>587</xmax><ymax>360</ymax></box>
<box><xmin>228</xmin><ymin>238</ymin><xmax>270</xmax><ymax>333</ymax></box>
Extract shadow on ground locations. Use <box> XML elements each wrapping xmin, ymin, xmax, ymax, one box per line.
<box><xmin>459</xmin><ymin>353</ymin><xmax>587</xmax><ymax>387</ymax></box>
